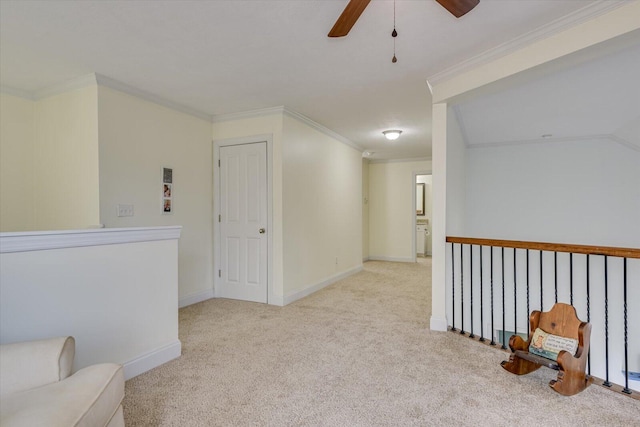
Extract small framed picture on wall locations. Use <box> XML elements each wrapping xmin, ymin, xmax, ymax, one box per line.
<box><xmin>162</xmin><ymin>167</ymin><xmax>173</xmax><ymax>214</ymax></box>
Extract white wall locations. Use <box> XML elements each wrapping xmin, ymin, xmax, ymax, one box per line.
<box><xmin>0</xmin><ymin>94</ymin><xmax>35</xmax><ymax>231</ymax></box>
<box><xmin>465</xmin><ymin>138</ymin><xmax>640</xmax><ymax>247</ymax></box>
<box><xmin>614</xmin><ymin>115</ymin><xmax>640</xmax><ymax>148</ymax></box>
<box><xmin>362</xmin><ymin>159</ymin><xmax>370</xmax><ymax>261</ymax></box>
<box><xmin>445</xmin><ymin>107</ymin><xmax>466</xmax><ymax>236</ymax></box>
<box><xmin>444</xmin><ymin>135</ymin><xmax>640</xmax><ymax>389</ymax></box>
<box><xmin>33</xmin><ymin>86</ymin><xmax>100</xmax><ymax>230</ymax></box>
<box><xmin>0</xmin><ymin>88</ymin><xmax>100</xmax><ymax>232</ymax></box>
<box><xmin>0</xmin><ymin>227</ymin><xmax>181</xmax><ymax>380</ymax></box>
<box><xmin>282</xmin><ymin>114</ymin><xmax>362</xmax><ymax>297</ymax></box>
<box><xmin>98</xmin><ymin>86</ymin><xmax>213</xmax><ymax>304</ymax></box>
<box><xmin>369</xmin><ymin>160</ymin><xmax>432</xmax><ymax>262</ymax></box>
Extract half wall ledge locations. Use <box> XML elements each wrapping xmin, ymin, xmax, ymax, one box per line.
<box><xmin>0</xmin><ymin>226</ymin><xmax>182</xmax><ymax>253</ymax></box>
<box><xmin>0</xmin><ymin>226</ymin><xmax>182</xmax><ymax>379</ymax></box>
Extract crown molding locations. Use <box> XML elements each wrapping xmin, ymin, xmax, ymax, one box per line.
<box><xmin>1</xmin><ymin>75</ymin><xmax>97</xmax><ymax>100</ymax></box>
<box><xmin>213</xmin><ymin>106</ymin><xmax>363</xmax><ymax>152</ymax></box>
<box><xmin>369</xmin><ymin>157</ymin><xmax>432</xmax><ymax>164</ymax></box>
<box><xmin>211</xmin><ymin>106</ymin><xmax>285</xmax><ymax>123</ymax></box>
<box><xmin>3</xmin><ymin>74</ymin><xmax>364</xmax><ymax>153</ymax></box>
<box><xmin>427</xmin><ymin>2</ymin><xmax>625</xmax><ymax>87</ymax></box>
<box><xmin>95</xmin><ymin>74</ymin><xmax>212</xmax><ymax>121</ymax></box>
<box><xmin>1</xmin><ymin>73</ymin><xmax>212</xmax><ymax>121</ymax></box>
<box><xmin>0</xmin><ymin>86</ymin><xmax>36</xmax><ymax>100</ymax></box>
<box><xmin>34</xmin><ymin>73</ymin><xmax>98</xmax><ymax>99</ymax></box>
<box><xmin>282</xmin><ymin>108</ymin><xmax>363</xmax><ymax>151</ymax></box>
<box><xmin>467</xmin><ymin>133</ymin><xmax>640</xmax><ymax>152</ymax></box>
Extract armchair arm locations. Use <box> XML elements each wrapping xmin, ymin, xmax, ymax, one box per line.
<box><xmin>0</xmin><ymin>336</ymin><xmax>75</xmax><ymax>397</ymax></box>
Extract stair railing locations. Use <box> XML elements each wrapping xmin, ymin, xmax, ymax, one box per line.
<box><xmin>446</xmin><ymin>236</ymin><xmax>640</xmax><ymax>398</ymax></box>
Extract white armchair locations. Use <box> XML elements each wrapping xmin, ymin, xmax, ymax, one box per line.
<box><xmin>0</xmin><ymin>337</ymin><xmax>125</xmax><ymax>427</ymax></box>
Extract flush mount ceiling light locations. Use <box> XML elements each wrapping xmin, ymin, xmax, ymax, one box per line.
<box><xmin>383</xmin><ymin>130</ymin><xmax>402</xmax><ymax>140</ymax></box>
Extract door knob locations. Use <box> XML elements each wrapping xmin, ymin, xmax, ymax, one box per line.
<box><xmin>259</xmin><ymin>228</ymin><xmax>266</xmax><ymax>234</ymax></box>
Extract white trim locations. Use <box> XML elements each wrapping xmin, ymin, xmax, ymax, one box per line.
<box><xmin>95</xmin><ymin>74</ymin><xmax>212</xmax><ymax>121</ymax></box>
<box><xmin>268</xmin><ymin>295</ymin><xmax>285</xmax><ymax>307</ymax></box>
<box><xmin>212</xmin><ymin>107</ymin><xmax>363</xmax><ymax>152</ymax></box>
<box><xmin>367</xmin><ymin>256</ymin><xmax>415</xmax><ymax>263</ymax></box>
<box><xmin>282</xmin><ymin>109</ymin><xmax>363</xmax><ymax>151</ymax></box>
<box><xmin>4</xmin><ymin>76</ymin><xmax>364</xmax><ymax>156</ymax></box>
<box><xmin>122</xmin><ymin>339</ymin><xmax>181</xmax><ymax>380</ymax></box>
<box><xmin>212</xmin><ymin>135</ymin><xmax>273</xmax><ymax>305</ymax></box>
<box><xmin>427</xmin><ymin>2</ymin><xmax>624</xmax><ymax>86</ymax></box>
<box><xmin>429</xmin><ymin>316</ymin><xmax>448</xmax><ymax>332</ymax></box>
<box><xmin>2</xmin><ymin>75</ymin><xmax>98</xmax><ymax>100</ymax></box>
<box><xmin>283</xmin><ymin>265</ymin><xmax>363</xmax><ymax>305</ymax></box>
<box><xmin>412</xmin><ymin>174</ymin><xmax>417</xmax><ymax>262</ymax></box>
<box><xmin>178</xmin><ymin>289</ymin><xmax>215</xmax><ymax>308</ymax></box>
<box><xmin>369</xmin><ymin>157</ymin><xmax>432</xmax><ymax>164</ymax></box>
<box><xmin>362</xmin><ymin>257</ymin><xmax>370</xmax><ymax>262</ymax></box>
<box><xmin>34</xmin><ymin>73</ymin><xmax>98</xmax><ymax>99</ymax></box>
<box><xmin>0</xmin><ymin>226</ymin><xmax>182</xmax><ymax>253</ymax></box>
<box><xmin>213</xmin><ymin>134</ymin><xmax>271</xmax><ymax>148</ymax></box>
<box><xmin>466</xmin><ymin>133</ymin><xmax>640</xmax><ymax>152</ymax></box>
<box><xmin>413</xmin><ymin>170</ymin><xmax>432</xmax><ymax>263</ymax></box>
<box><xmin>212</xmin><ymin>106</ymin><xmax>285</xmax><ymax>123</ymax></box>
<box><xmin>1</xmin><ymin>73</ymin><xmax>212</xmax><ymax>121</ymax></box>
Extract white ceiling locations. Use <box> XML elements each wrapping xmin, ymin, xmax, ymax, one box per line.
<box><xmin>0</xmin><ymin>0</ymin><xmax>622</xmax><ymax>159</ymax></box>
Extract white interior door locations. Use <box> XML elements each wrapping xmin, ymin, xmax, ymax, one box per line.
<box><xmin>219</xmin><ymin>142</ymin><xmax>267</xmax><ymax>303</ymax></box>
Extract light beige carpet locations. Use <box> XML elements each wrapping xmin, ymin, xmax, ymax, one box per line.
<box><xmin>124</xmin><ymin>259</ymin><xmax>639</xmax><ymax>426</ymax></box>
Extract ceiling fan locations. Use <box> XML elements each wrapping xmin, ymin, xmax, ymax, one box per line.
<box><xmin>328</xmin><ymin>0</ymin><xmax>479</xmax><ymax>37</ymax></box>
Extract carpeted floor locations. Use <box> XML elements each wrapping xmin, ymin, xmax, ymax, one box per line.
<box><xmin>123</xmin><ymin>259</ymin><xmax>640</xmax><ymax>426</ymax></box>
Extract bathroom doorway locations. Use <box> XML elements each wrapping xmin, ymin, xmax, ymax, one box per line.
<box><xmin>414</xmin><ymin>173</ymin><xmax>432</xmax><ymax>260</ymax></box>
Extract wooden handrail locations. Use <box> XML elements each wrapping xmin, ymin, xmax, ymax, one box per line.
<box><xmin>446</xmin><ymin>236</ymin><xmax>640</xmax><ymax>259</ymax></box>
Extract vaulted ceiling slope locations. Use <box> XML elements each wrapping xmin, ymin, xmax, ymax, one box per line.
<box><xmin>454</xmin><ymin>41</ymin><xmax>640</xmax><ymax>151</ymax></box>
<box><xmin>0</xmin><ymin>1</ymin><xmax>622</xmax><ymax>159</ymax></box>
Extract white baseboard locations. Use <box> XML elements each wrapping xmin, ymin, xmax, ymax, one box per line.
<box><xmin>179</xmin><ymin>289</ymin><xmax>214</xmax><ymax>308</ymax></box>
<box><xmin>362</xmin><ymin>256</ymin><xmax>370</xmax><ymax>262</ymax></box>
<box><xmin>283</xmin><ymin>265</ymin><xmax>363</xmax><ymax>305</ymax></box>
<box><xmin>180</xmin><ymin>287</ymin><xmax>286</xmax><ymax>307</ymax></box>
<box><xmin>123</xmin><ymin>339</ymin><xmax>182</xmax><ymax>380</ymax></box>
<box><xmin>368</xmin><ymin>256</ymin><xmax>415</xmax><ymax>263</ymax></box>
<box><xmin>268</xmin><ymin>294</ymin><xmax>284</xmax><ymax>306</ymax></box>
<box><xmin>430</xmin><ymin>316</ymin><xmax>448</xmax><ymax>332</ymax></box>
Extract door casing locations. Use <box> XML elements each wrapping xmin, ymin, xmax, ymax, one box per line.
<box><xmin>213</xmin><ymin>134</ymin><xmax>273</xmax><ymax>304</ymax></box>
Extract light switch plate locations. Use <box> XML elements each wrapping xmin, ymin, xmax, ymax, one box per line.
<box><xmin>117</xmin><ymin>204</ymin><xmax>134</xmax><ymax>217</ymax></box>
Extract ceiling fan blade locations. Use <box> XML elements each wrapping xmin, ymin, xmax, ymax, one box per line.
<box><xmin>328</xmin><ymin>0</ymin><xmax>371</xmax><ymax>38</ymax></box>
<box><xmin>435</xmin><ymin>0</ymin><xmax>480</xmax><ymax>18</ymax></box>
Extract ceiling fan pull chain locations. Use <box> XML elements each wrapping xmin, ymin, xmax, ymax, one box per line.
<box><xmin>392</xmin><ymin>0</ymin><xmax>398</xmax><ymax>63</ymax></box>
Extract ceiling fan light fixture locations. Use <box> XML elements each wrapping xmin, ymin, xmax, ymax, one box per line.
<box><xmin>383</xmin><ymin>130</ymin><xmax>402</xmax><ymax>140</ymax></box>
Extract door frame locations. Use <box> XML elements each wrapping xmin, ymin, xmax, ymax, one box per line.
<box><xmin>412</xmin><ymin>170</ymin><xmax>432</xmax><ymax>262</ymax></box>
<box><xmin>213</xmin><ymin>134</ymin><xmax>273</xmax><ymax>304</ymax></box>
